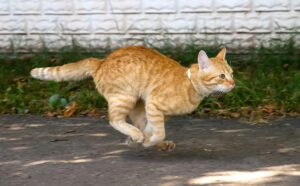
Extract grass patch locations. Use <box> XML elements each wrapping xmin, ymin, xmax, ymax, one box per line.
<box><xmin>0</xmin><ymin>40</ymin><xmax>299</xmax><ymax>120</ymax></box>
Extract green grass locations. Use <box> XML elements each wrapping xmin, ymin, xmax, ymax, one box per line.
<box><xmin>0</xmin><ymin>40</ymin><xmax>300</xmax><ymax>118</ymax></box>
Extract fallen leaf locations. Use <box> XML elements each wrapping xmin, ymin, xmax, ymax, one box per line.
<box><xmin>63</xmin><ymin>102</ymin><xmax>78</xmax><ymax>117</ymax></box>
<box><xmin>203</xmin><ymin>108</ymin><xmax>212</xmax><ymax>113</ymax></box>
<box><xmin>248</xmin><ymin>110</ymin><xmax>270</xmax><ymax>124</ymax></box>
<box><xmin>79</xmin><ymin>110</ymin><xmax>89</xmax><ymax>115</ymax></box>
<box><xmin>45</xmin><ymin>111</ymin><xmax>57</xmax><ymax>117</ymax></box>
<box><xmin>229</xmin><ymin>112</ymin><xmax>241</xmax><ymax>118</ymax></box>
<box><xmin>287</xmin><ymin>112</ymin><xmax>299</xmax><ymax>117</ymax></box>
<box><xmin>216</xmin><ymin>109</ymin><xmax>229</xmax><ymax>115</ymax></box>
<box><xmin>262</xmin><ymin>103</ymin><xmax>276</xmax><ymax>114</ymax></box>
<box><xmin>239</xmin><ymin>106</ymin><xmax>252</xmax><ymax>117</ymax></box>
<box><xmin>87</xmin><ymin>109</ymin><xmax>102</xmax><ymax>117</ymax></box>
<box><xmin>257</xmin><ymin>118</ymin><xmax>269</xmax><ymax>124</ymax></box>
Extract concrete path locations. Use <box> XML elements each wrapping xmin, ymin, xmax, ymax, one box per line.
<box><xmin>0</xmin><ymin>115</ymin><xmax>300</xmax><ymax>186</ymax></box>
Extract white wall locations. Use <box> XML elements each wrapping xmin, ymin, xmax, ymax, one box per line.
<box><xmin>0</xmin><ymin>0</ymin><xmax>299</xmax><ymax>52</ymax></box>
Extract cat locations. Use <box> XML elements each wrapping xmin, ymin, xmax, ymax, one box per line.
<box><xmin>31</xmin><ymin>46</ymin><xmax>235</xmax><ymax>151</ymax></box>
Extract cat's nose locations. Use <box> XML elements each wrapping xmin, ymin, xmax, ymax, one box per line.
<box><xmin>228</xmin><ymin>80</ymin><xmax>235</xmax><ymax>88</ymax></box>
<box><xmin>230</xmin><ymin>81</ymin><xmax>235</xmax><ymax>89</ymax></box>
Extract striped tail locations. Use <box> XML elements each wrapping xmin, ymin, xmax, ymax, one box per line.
<box><xmin>30</xmin><ymin>58</ymin><xmax>103</xmax><ymax>82</ymax></box>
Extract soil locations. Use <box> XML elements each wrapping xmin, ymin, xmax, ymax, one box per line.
<box><xmin>0</xmin><ymin>115</ymin><xmax>300</xmax><ymax>186</ymax></box>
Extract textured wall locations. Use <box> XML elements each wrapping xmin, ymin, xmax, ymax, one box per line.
<box><xmin>0</xmin><ymin>0</ymin><xmax>299</xmax><ymax>52</ymax></box>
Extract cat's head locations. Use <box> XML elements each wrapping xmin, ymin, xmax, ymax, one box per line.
<box><xmin>190</xmin><ymin>48</ymin><xmax>235</xmax><ymax>96</ymax></box>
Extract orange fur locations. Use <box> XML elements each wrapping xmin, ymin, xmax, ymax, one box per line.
<box><xmin>31</xmin><ymin>46</ymin><xmax>235</xmax><ymax>150</ymax></box>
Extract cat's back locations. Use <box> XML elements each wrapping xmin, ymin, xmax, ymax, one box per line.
<box><xmin>94</xmin><ymin>46</ymin><xmax>185</xmax><ymax>95</ymax></box>
<box><xmin>106</xmin><ymin>46</ymin><xmax>162</xmax><ymax>60</ymax></box>
<box><xmin>96</xmin><ymin>46</ymin><xmax>183</xmax><ymax>82</ymax></box>
<box><xmin>103</xmin><ymin>46</ymin><xmax>180</xmax><ymax>69</ymax></box>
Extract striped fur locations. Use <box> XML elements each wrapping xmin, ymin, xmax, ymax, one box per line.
<box><xmin>31</xmin><ymin>46</ymin><xmax>235</xmax><ymax>150</ymax></box>
<box><xmin>30</xmin><ymin>58</ymin><xmax>103</xmax><ymax>82</ymax></box>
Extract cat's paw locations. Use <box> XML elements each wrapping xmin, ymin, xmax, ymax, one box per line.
<box><xmin>130</xmin><ymin>132</ymin><xmax>144</xmax><ymax>144</ymax></box>
<box><xmin>125</xmin><ymin>136</ymin><xmax>134</xmax><ymax>145</ymax></box>
<box><xmin>125</xmin><ymin>137</ymin><xmax>140</xmax><ymax>147</ymax></box>
<box><xmin>155</xmin><ymin>140</ymin><xmax>176</xmax><ymax>151</ymax></box>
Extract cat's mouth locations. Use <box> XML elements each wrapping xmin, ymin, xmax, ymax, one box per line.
<box><xmin>211</xmin><ymin>91</ymin><xmax>225</xmax><ymax>98</ymax></box>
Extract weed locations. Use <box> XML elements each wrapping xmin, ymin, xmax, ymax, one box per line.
<box><xmin>0</xmin><ymin>39</ymin><xmax>299</xmax><ymax>119</ymax></box>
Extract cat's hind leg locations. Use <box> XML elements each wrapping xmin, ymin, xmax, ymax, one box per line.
<box><xmin>127</xmin><ymin>99</ymin><xmax>175</xmax><ymax>151</ymax></box>
<box><xmin>129</xmin><ymin>99</ymin><xmax>147</xmax><ymax>130</ymax></box>
<box><xmin>108</xmin><ymin>95</ymin><xmax>144</xmax><ymax>143</ymax></box>
<box><xmin>127</xmin><ymin>100</ymin><xmax>147</xmax><ymax>146</ymax></box>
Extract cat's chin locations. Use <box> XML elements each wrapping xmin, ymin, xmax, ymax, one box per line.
<box><xmin>210</xmin><ymin>91</ymin><xmax>225</xmax><ymax>98</ymax></box>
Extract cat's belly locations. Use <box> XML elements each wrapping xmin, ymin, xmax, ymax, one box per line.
<box><xmin>164</xmin><ymin>101</ymin><xmax>200</xmax><ymax>116</ymax></box>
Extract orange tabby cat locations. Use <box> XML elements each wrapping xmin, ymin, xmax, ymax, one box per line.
<box><xmin>31</xmin><ymin>46</ymin><xmax>235</xmax><ymax>151</ymax></box>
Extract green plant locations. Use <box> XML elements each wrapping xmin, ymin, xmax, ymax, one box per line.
<box><xmin>0</xmin><ymin>39</ymin><xmax>299</xmax><ymax>118</ymax></box>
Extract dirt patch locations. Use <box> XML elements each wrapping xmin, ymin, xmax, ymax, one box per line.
<box><xmin>1</xmin><ymin>115</ymin><xmax>300</xmax><ymax>186</ymax></box>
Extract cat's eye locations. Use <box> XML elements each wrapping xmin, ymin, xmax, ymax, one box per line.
<box><xmin>219</xmin><ymin>74</ymin><xmax>226</xmax><ymax>79</ymax></box>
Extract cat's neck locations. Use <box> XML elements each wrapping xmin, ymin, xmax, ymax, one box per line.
<box><xmin>187</xmin><ymin>64</ymin><xmax>211</xmax><ymax>98</ymax></box>
<box><xmin>186</xmin><ymin>68</ymin><xmax>191</xmax><ymax>79</ymax></box>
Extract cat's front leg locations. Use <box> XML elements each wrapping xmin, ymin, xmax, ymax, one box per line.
<box><xmin>142</xmin><ymin>103</ymin><xmax>174</xmax><ymax>150</ymax></box>
<box><xmin>142</xmin><ymin>122</ymin><xmax>176</xmax><ymax>151</ymax></box>
<box><xmin>142</xmin><ymin>107</ymin><xmax>165</xmax><ymax>147</ymax></box>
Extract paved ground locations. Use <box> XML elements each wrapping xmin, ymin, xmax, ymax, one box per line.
<box><xmin>0</xmin><ymin>115</ymin><xmax>300</xmax><ymax>186</ymax></box>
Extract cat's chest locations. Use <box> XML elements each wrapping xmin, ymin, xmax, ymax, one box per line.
<box><xmin>164</xmin><ymin>96</ymin><xmax>202</xmax><ymax>116</ymax></box>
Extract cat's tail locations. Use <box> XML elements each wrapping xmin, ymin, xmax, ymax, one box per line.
<box><xmin>30</xmin><ymin>58</ymin><xmax>103</xmax><ymax>82</ymax></box>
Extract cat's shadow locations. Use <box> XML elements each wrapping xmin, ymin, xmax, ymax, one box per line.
<box><xmin>119</xmin><ymin>141</ymin><xmax>266</xmax><ymax>162</ymax></box>
<box><xmin>118</xmin><ymin>123</ymin><xmax>289</xmax><ymax>162</ymax></box>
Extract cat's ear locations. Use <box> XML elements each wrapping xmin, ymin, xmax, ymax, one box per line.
<box><xmin>198</xmin><ymin>50</ymin><xmax>211</xmax><ymax>71</ymax></box>
<box><xmin>216</xmin><ymin>47</ymin><xmax>226</xmax><ymax>60</ymax></box>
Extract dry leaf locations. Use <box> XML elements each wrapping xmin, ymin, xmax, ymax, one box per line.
<box><xmin>216</xmin><ymin>109</ymin><xmax>229</xmax><ymax>115</ymax></box>
<box><xmin>287</xmin><ymin>112</ymin><xmax>299</xmax><ymax>117</ymax></box>
<box><xmin>229</xmin><ymin>112</ymin><xmax>241</xmax><ymax>118</ymax></box>
<box><xmin>203</xmin><ymin>108</ymin><xmax>212</xmax><ymax>113</ymax></box>
<box><xmin>79</xmin><ymin>110</ymin><xmax>89</xmax><ymax>115</ymax></box>
<box><xmin>262</xmin><ymin>103</ymin><xmax>276</xmax><ymax>114</ymax></box>
<box><xmin>45</xmin><ymin>111</ymin><xmax>57</xmax><ymax>117</ymax></box>
<box><xmin>257</xmin><ymin>118</ymin><xmax>269</xmax><ymax>124</ymax></box>
<box><xmin>87</xmin><ymin>109</ymin><xmax>102</xmax><ymax>117</ymax></box>
<box><xmin>63</xmin><ymin>102</ymin><xmax>78</xmax><ymax>117</ymax></box>
<box><xmin>239</xmin><ymin>106</ymin><xmax>252</xmax><ymax>117</ymax></box>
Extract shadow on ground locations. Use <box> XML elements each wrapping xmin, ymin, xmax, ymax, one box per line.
<box><xmin>0</xmin><ymin>115</ymin><xmax>300</xmax><ymax>186</ymax></box>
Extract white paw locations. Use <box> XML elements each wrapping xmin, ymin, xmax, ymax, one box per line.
<box><xmin>131</xmin><ymin>132</ymin><xmax>144</xmax><ymax>143</ymax></box>
<box><xmin>125</xmin><ymin>137</ymin><xmax>139</xmax><ymax>147</ymax></box>
<box><xmin>142</xmin><ymin>141</ymin><xmax>153</xmax><ymax>148</ymax></box>
<box><xmin>142</xmin><ymin>134</ymin><xmax>165</xmax><ymax>147</ymax></box>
